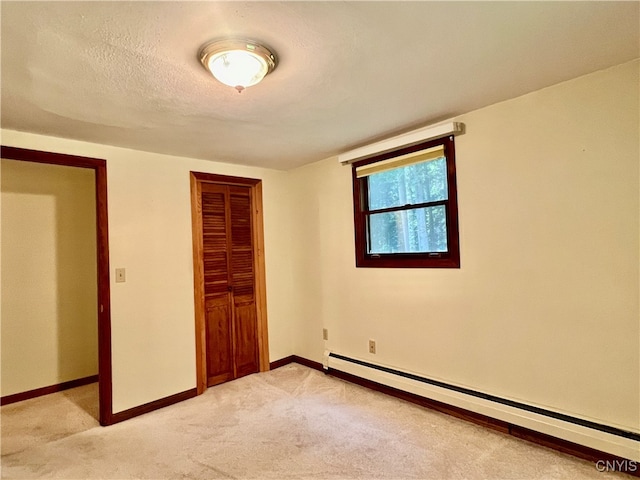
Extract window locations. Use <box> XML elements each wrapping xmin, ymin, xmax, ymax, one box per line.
<box><xmin>352</xmin><ymin>135</ymin><xmax>460</xmax><ymax>268</ymax></box>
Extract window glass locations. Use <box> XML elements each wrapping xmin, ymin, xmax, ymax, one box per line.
<box><xmin>368</xmin><ymin>205</ymin><xmax>447</xmax><ymax>254</ymax></box>
<box><xmin>367</xmin><ymin>157</ymin><xmax>448</xmax><ymax>210</ymax></box>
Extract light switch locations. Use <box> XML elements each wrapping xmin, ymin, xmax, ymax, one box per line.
<box><xmin>115</xmin><ymin>268</ymin><xmax>126</xmax><ymax>283</ymax></box>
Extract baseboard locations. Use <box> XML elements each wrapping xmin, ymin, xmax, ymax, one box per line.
<box><xmin>327</xmin><ymin>368</ymin><xmax>639</xmax><ymax>477</ymax></box>
<box><xmin>110</xmin><ymin>388</ymin><xmax>197</xmax><ymax>425</ymax></box>
<box><xmin>325</xmin><ymin>352</ymin><xmax>640</xmax><ymax>476</ymax></box>
<box><xmin>270</xmin><ymin>355</ymin><xmax>324</xmax><ymax>372</ymax></box>
<box><xmin>291</xmin><ymin>355</ymin><xmax>324</xmax><ymax>371</ymax></box>
<box><xmin>270</xmin><ymin>355</ymin><xmax>296</xmax><ymax>370</ymax></box>
<box><xmin>328</xmin><ymin>368</ymin><xmax>510</xmax><ymax>433</ymax></box>
<box><xmin>1</xmin><ymin>375</ymin><xmax>99</xmax><ymax>406</ymax></box>
<box><xmin>270</xmin><ymin>353</ymin><xmax>639</xmax><ymax>475</ymax></box>
<box><xmin>109</xmin><ymin>356</ymin><xmax>316</xmax><ymax>425</ymax></box>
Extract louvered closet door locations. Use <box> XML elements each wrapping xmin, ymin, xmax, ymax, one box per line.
<box><xmin>201</xmin><ymin>183</ymin><xmax>258</xmax><ymax>387</ymax></box>
<box><xmin>229</xmin><ymin>186</ymin><xmax>258</xmax><ymax>377</ymax></box>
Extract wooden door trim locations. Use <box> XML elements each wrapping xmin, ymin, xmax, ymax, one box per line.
<box><xmin>190</xmin><ymin>171</ymin><xmax>269</xmax><ymax>395</ymax></box>
<box><xmin>0</xmin><ymin>145</ymin><xmax>114</xmax><ymax>426</ymax></box>
<box><xmin>252</xmin><ymin>181</ymin><xmax>270</xmax><ymax>373</ymax></box>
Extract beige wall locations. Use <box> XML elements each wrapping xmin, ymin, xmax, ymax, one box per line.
<box><xmin>290</xmin><ymin>60</ymin><xmax>639</xmax><ymax>432</ymax></box>
<box><xmin>1</xmin><ymin>60</ymin><xmax>637</xmax><ymax>433</ymax></box>
<box><xmin>1</xmin><ymin>159</ymin><xmax>98</xmax><ymax>396</ymax></box>
<box><xmin>0</xmin><ymin>131</ymin><xmax>295</xmax><ymax>413</ymax></box>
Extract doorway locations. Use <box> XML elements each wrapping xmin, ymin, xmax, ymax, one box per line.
<box><xmin>190</xmin><ymin>172</ymin><xmax>269</xmax><ymax>394</ymax></box>
<box><xmin>0</xmin><ymin>146</ymin><xmax>113</xmax><ymax>426</ymax></box>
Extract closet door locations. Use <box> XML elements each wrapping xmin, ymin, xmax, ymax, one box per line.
<box><xmin>229</xmin><ymin>186</ymin><xmax>258</xmax><ymax>378</ymax></box>
<box><xmin>201</xmin><ymin>184</ymin><xmax>234</xmax><ymax>386</ymax></box>
<box><xmin>200</xmin><ymin>183</ymin><xmax>258</xmax><ymax>387</ymax></box>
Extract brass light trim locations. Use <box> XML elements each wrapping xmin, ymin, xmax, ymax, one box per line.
<box><xmin>198</xmin><ymin>38</ymin><xmax>278</xmax><ymax>92</ymax></box>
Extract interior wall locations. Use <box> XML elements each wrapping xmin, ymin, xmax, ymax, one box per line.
<box><xmin>289</xmin><ymin>60</ymin><xmax>639</xmax><ymax>432</ymax></box>
<box><xmin>0</xmin><ymin>131</ymin><xmax>295</xmax><ymax>413</ymax></box>
<box><xmin>1</xmin><ymin>159</ymin><xmax>98</xmax><ymax>396</ymax></box>
<box><xmin>1</xmin><ymin>60</ymin><xmax>636</xmax><ymax>430</ymax></box>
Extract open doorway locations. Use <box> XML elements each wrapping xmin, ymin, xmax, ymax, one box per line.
<box><xmin>0</xmin><ymin>146</ymin><xmax>113</xmax><ymax>426</ymax></box>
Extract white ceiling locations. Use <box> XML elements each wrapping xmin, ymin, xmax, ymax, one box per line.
<box><xmin>1</xmin><ymin>1</ymin><xmax>638</xmax><ymax>170</ymax></box>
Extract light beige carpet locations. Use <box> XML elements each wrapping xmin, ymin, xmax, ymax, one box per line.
<box><xmin>0</xmin><ymin>364</ymin><xmax>632</xmax><ymax>479</ymax></box>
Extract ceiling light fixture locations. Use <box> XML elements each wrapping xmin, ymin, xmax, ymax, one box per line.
<box><xmin>199</xmin><ymin>38</ymin><xmax>278</xmax><ymax>93</ymax></box>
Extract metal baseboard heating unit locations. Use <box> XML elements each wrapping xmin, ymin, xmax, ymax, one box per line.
<box><xmin>324</xmin><ymin>351</ymin><xmax>640</xmax><ymax>461</ymax></box>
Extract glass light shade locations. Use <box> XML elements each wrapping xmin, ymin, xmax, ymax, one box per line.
<box><xmin>199</xmin><ymin>39</ymin><xmax>278</xmax><ymax>92</ymax></box>
<box><xmin>207</xmin><ymin>50</ymin><xmax>269</xmax><ymax>89</ymax></box>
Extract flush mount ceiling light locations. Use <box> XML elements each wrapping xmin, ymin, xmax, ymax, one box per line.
<box><xmin>199</xmin><ymin>38</ymin><xmax>278</xmax><ymax>93</ymax></box>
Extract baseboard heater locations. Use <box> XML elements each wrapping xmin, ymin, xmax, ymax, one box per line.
<box><xmin>325</xmin><ymin>351</ymin><xmax>640</xmax><ymax>462</ymax></box>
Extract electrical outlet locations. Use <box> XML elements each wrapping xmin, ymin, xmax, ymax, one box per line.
<box><xmin>115</xmin><ymin>268</ymin><xmax>126</xmax><ymax>283</ymax></box>
<box><xmin>322</xmin><ymin>328</ymin><xmax>328</xmax><ymax>341</ymax></box>
<box><xmin>368</xmin><ymin>339</ymin><xmax>376</xmax><ymax>354</ymax></box>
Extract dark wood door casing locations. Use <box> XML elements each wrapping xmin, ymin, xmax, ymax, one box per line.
<box><xmin>0</xmin><ymin>145</ymin><xmax>114</xmax><ymax>426</ymax></box>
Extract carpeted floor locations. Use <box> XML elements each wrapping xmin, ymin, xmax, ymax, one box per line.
<box><xmin>0</xmin><ymin>364</ymin><xmax>632</xmax><ymax>479</ymax></box>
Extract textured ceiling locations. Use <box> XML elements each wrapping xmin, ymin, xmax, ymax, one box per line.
<box><xmin>1</xmin><ymin>1</ymin><xmax>638</xmax><ymax>170</ymax></box>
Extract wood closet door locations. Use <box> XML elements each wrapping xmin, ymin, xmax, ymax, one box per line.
<box><xmin>201</xmin><ymin>183</ymin><xmax>258</xmax><ymax>387</ymax></box>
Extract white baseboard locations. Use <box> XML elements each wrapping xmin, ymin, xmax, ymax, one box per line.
<box><xmin>325</xmin><ymin>351</ymin><xmax>640</xmax><ymax>462</ymax></box>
